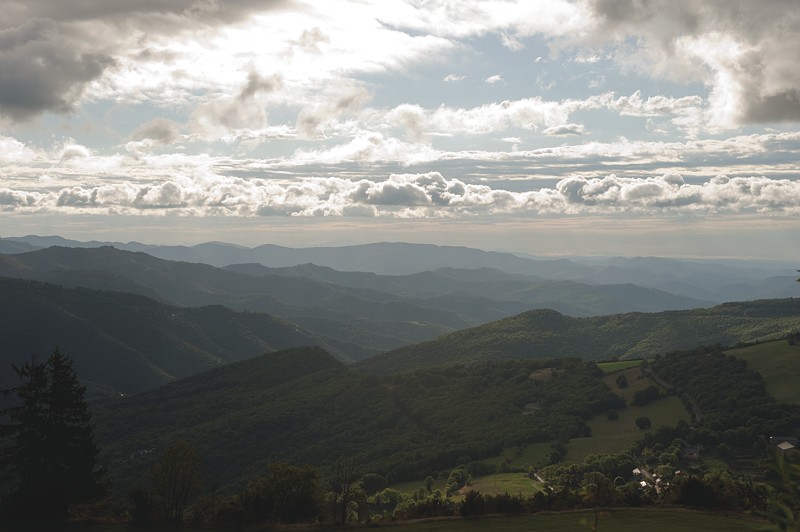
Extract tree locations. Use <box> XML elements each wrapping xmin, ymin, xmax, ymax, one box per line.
<box><xmin>359</xmin><ymin>473</ymin><xmax>388</xmax><ymax>496</ymax></box>
<box><xmin>149</xmin><ymin>441</ymin><xmax>202</xmax><ymax>523</ymax></box>
<box><xmin>761</xmin><ymin>451</ymin><xmax>800</xmax><ymax>531</ymax></box>
<box><xmin>0</xmin><ymin>349</ymin><xmax>102</xmax><ymax>521</ymax></box>
<box><xmin>242</xmin><ymin>463</ymin><xmax>322</xmax><ymax>524</ymax></box>
<box><xmin>329</xmin><ymin>457</ymin><xmax>358</xmax><ymax>526</ymax></box>
<box><xmin>635</xmin><ymin>416</ymin><xmax>652</xmax><ymax>430</ymax></box>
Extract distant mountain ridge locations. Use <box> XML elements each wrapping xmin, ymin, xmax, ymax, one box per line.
<box><xmin>0</xmin><ymin>277</ymin><xmax>339</xmax><ymax>397</ymax></box>
<box><xmin>2</xmin><ymin>235</ymin><xmax>796</xmax><ymax>302</ymax></box>
<box><xmin>0</xmin><ymin>246</ymin><xmax>716</xmax><ymax>363</ymax></box>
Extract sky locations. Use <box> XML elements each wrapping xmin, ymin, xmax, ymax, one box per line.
<box><xmin>1</xmin><ymin>0</ymin><xmax>800</xmax><ymax>258</ymax></box>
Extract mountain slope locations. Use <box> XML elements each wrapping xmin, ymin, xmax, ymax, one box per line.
<box><xmin>0</xmin><ymin>277</ymin><xmax>338</xmax><ymax>396</ymax></box>
<box><xmin>229</xmin><ymin>263</ymin><xmax>711</xmax><ymax>315</ymax></box>
<box><xmin>358</xmin><ymin>298</ymin><xmax>800</xmax><ymax>373</ymax></box>
<box><xmin>92</xmin><ymin>347</ymin><xmax>619</xmax><ymax>491</ymax></box>
<box><xmin>8</xmin><ymin>235</ymin><xmax>796</xmax><ymax>302</ymax></box>
<box><xmin>0</xmin><ymin>247</ymin><xmax>477</xmax><ymax>358</ymax></box>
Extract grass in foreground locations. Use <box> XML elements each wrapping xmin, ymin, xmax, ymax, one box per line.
<box><xmin>373</xmin><ymin>508</ymin><xmax>761</xmax><ymax>531</ymax></box>
<box><xmin>41</xmin><ymin>507</ymin><xmax>762</xmax><ymax>531</ymax></box>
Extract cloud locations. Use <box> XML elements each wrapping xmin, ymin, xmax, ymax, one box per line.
<box><xmin>443</xmin><ymin>74</ymin><xmax>466</xmax><ymax>82</ymax></box>
<box><xmin>288</xmin><ymin>27</ymin><xmax>329</xmax><ymax>54</ymax></box>
<box><xmin>58</xmin><ymin>143</ymin><xmax>92</xmax><ymax>165</ymax></box>
<box><xmin>500</xmin><ymin>32</ymin><xmax>524</xmax><ymax>51</ymax></box>
<box><xmin>384</xmin><ymin>97</ymin><xmax>575</xmax><ymax>138</ymax></box>
<box><xmin>2</xmin><ymin>167</ymin><xmax>799</xmax><ymax>219</ymax></box>
<box><xmin>0</xmin><ymin>18</ymin><xmax>115</xmax><ymax>121</ymax></box>
<box><xmin>485</xmin><ymin>74</ymin><xmax>503</xmax><ymax>84</ymax></box>
<box><xmin>291</xmin><ymin>131</ymin><xmax>437</xmax><ymax>165</ymax></box>
<box><xmin>3</xmin><ymin>0</ymin><xmax>293</xmax><ymax>30</ymax></box>
<box><xmin>0</xmin><ymin>135</ymin><xmax>38</xmax><ymax>164</ymax></box>
<box><xmin>131</xmin><ymin>118</ymin><xmax>183</xmax><ymax>144</ymax></box>
<box><xmin>189</xmin><ymin>70</ymin><xmax>284</xmax><ymax>141</ymax></box>
<box><xmin>580</xmin><ymin>0</ymin><xmax>800</xmax><ymax>127</ymax></box>
<box><xmin>239</xmin><ymin>71</ymin><xmax>283</xmax><ymax>102</ymax></box>
<box><xmin>543</xmin><ymin>123</ymin><xmax>585</xmax><ymax>136</ymax></box>
<box><xmin>295</xmin><ymin>82</ymin><xmax>372</xmax><ymax>138</ymax></box>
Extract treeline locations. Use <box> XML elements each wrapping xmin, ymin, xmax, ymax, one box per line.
<box><xmin>649</xmin><ymin>346</ymin><xmax>800</xmax><ymax>448</ymax></box>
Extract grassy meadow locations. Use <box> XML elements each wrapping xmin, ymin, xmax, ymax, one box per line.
<box><xmin>566</xmin><ymin>365</ymin><xmax>690</xmax><ymax>462</ymax></box>
<box><xmin>457</xmin><ymin>473</ymin><xmax>544</xmax><ymax>497</ymax></box>
<box><xmin>726</xmin><ymin>340</ymin><xmax>800</xmax><ymax>404</ymax></box>
<box><xmin>596</xmin><ymin>359</ymin><xmax>644</xmax><ymax>374</ymax></box>
<box><xmin>566</xmin><ymin>396</ymin><xmax>689</xmax><ymax>461</ymax></box>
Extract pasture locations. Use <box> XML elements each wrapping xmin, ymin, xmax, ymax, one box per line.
<box><xmin>726</xmin><ymin>340</ymin><xmax>800</xmax><ymax>404</ymax></box>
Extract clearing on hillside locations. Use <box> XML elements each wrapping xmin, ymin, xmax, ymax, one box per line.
<box><xmin>726</xmin><ymin>340</ymin><xmax>800</xmax><ymax>404</ymax></box>
<box><xmin>596</xmin><ymin>359</ymin><xmax>644</xmax><ymax>374</ymax></box>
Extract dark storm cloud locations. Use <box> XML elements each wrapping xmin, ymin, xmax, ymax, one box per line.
<box><xmin>3</xmin><ymin>0</ymin><xmax>294</xmax><ymax>27</ymax></box>
<box><xmin>744</xmin><ymin>90</ymin><xmax>800</xmax><ymax>123</ymax></box>
<box><xmin>0</xmin><ymin>0</ymin><xmax>293</xmax><ymax>122</ymax></box>
<box><xmin>0</xmin><ymin>18</ymin><xmax>114</xmax><ymax>121</ymax></box>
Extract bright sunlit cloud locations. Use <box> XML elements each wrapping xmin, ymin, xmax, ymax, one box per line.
<box><xmin>1</xmin><ymin>0</ymin><xmax>799</xmax><ymax>256</ymax></box>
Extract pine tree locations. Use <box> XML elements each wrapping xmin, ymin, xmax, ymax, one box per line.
<box><xmin>1</xmin><ymin>348</ymin><xmax>102</xmax><ymax>521</ymax></box>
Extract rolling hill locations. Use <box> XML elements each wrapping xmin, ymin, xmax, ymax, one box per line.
<box><xmin>91</xmin><ymin>346</ymin><xmax>620</xmax><ymax>492</ymax></box>
<box><xmin>0</xmin><ymin>277</ymin><xmax>340</xmax><ymax>397</ymax></box>
<box><xmin>0</xmin><ymin>246</ymin><xmax>717</xmax><ymax>362</ymax></box>
<box><xmin>358</xmin><ymin>299</ymin><xmax>800</xmax><ymax>374</ymax></box>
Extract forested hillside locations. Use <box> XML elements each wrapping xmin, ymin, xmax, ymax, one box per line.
<box><xmin>0</xmin><ymin>277</ymin><xmax>338</xmax><ymax>396</ymax></box>
<box><xmin>92</xmin><ymin>347</ymin><xmax>621</xmax><ymax>492</ymax></box>
<box><xmin>360</xmin><ymin>299</ymin><xmax>800</xmax><ymax>373</ymax></box>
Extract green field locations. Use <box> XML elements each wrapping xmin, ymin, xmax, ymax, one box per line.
<box><xmin>596</xmin><ymin>359</ymin><xmax>644</xmax><ymax>374</ymax></box>
<box><xmin>565</xmin><ymin>367</ymin><xmax>690</xmax><ymax>461</ymax></box>
<box><xmin>567</xmin><ymin>395</ymin><xmax>689</xmax><ymax>461</ymax></box>
<box><xmin>390</xmin><ymin>477</ymin><xmax>448</xmax><ymax>495</ymax></box>
<box><xmin>504</xmin><ymin>442</ymin><xmax>552</xmax><ymax>469</ymax></box>
<box><xmin>459</xmin><ymin>473</ymin><xmax>543</xmax><ymax>497</ymax></box>
<box><xmin>726</xmin><ymin>340</ymin><xmax>800</xmax><ymax>404</ymax></box>
<box><xmin>602</xmin><ymin>365</ymin><xmax>658</xmax><ymax>404</ymax></box>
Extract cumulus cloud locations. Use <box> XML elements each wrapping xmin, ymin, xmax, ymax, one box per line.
<box><xmin>58</xmin><ymin>143</ymin><xmax>92</xmax><ymax>165</ymax></box>
<box><xmin>485</xmin><ymin>74</ymin><xmax>503</xmax><ymax>84</ymax></box>
<box><xmin>385</xmin><ymin>98</ymin><xmax>575</xmax><ymax>138</ymax></box>
<box><xmin>443</xmin><ymin>74</ymin><xmax>466</xmax><ymax>82</ymax></box>
<box><xmin>543</xmin><ymin>123</ymin><xmax>585</xmax><ymax>136</ymax></box>
<box><xmin>0</xmin><ymin>135</ymin><xmax>38</xmax><ymax>164</ymax></box>
<box><xmin>580</xmin><ymin>0</ymin><xmax>800</xmax><ymax>126</ymax></box>
<box><xmin>2</xmin><ymin>168</ymin><xmax>799</xmax><ymax>219</ymax></box>
<box><xmin>0</xmin><ymin>18</ymin><xmax>114</xmax><ymax>121</ymax></box>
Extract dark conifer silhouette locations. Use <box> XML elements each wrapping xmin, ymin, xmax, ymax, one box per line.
<box><xmin>1</xmin><ymin>348</ymin><xmax>102</xmax><ymax>521</ymax></box>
